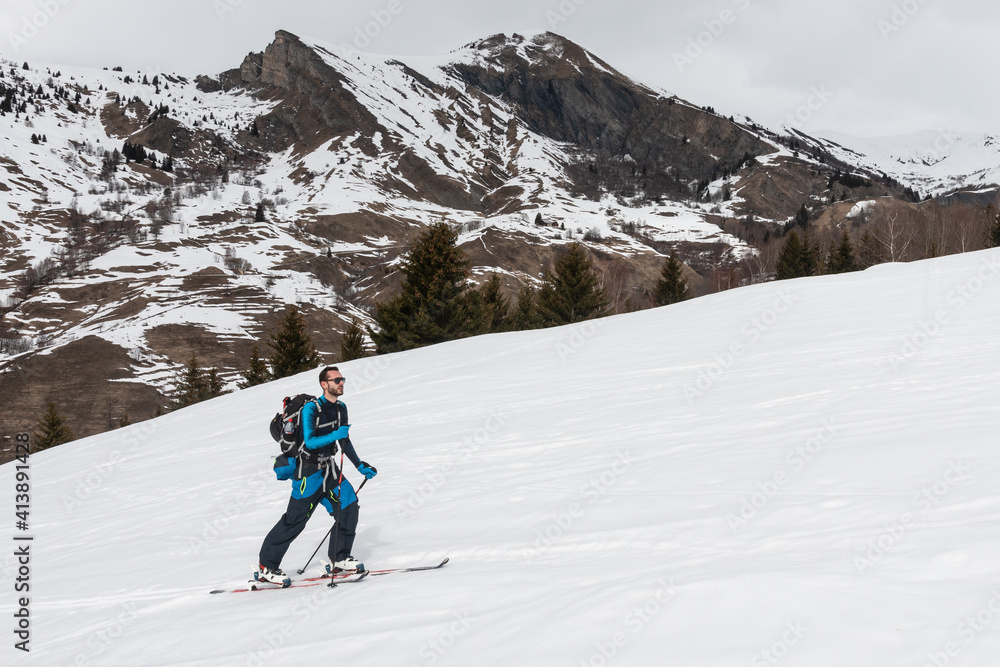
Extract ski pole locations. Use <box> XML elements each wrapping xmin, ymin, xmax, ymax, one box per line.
<box><xmin>297</xmin><ymin>456</ymin><xmax>370</xmax><ymax>575</ymax></box>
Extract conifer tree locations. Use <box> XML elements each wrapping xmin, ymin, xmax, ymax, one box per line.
<box><xmin>370</xmin><ymin>223</ymin><xmax>475</xmax><ymax>353</ymax></box>
<box><xmin>536</xmin><ymin>243</ymin><xmax>609</xmax><ymax>326</ymax></box>
<box><xmin>775</xmin><ymin>230</ymin><xmax>806</xmax><ymax>280</ymax></box>
<box><xmin>340</xmin><ymin>320</ymin><xmax>367</xmax><ymax>362</ymax></box>
<box><xmin>478</xmin><ymin>274</ymin><xmax>511</xmax><ymax>333</ymax></box>
<box><xmin>857</xmin><ymin>230</ymin><xmax>884</xmax><ymax>268</ymax></box>
<box><xmin>205</xmin><ymin>368</ymin><xmax>226</xmax><ymax>400</ymax></box>
<box><xmin>33</xmin><ymin>401</ymin><xmax>73</xmax><ymax>450</ymax></box>
<box><xmin>509</xmin><ymin>284</ymin><xmax>542</xmax><ymax>331</ymax></box>
<box><xmin>794</xmin><ymin>204</ymin><xmax>809</xmax><ymax>229</ymax></box>
<box><xmin>239</xmin><ymin>343</ymin><xmax>272</xmax><ymax>388</ymax></box>
<box><xmin>802</xmin><ymin>231</ymin><xmax>821</xmax><ymax>277</ymax></box>
<box><xmin>828</xmin><ymin>228</ymin><xmax>858</xmax><ymax>273</ymax></box>
<box><xmin>989</xmin><ymin>206</ymin><xmax>1000</xmax><ymax>248</ymax></box>
<box><xmin>268</xmin><ymin>306</ymin><xmax>320</xmax><ymax>379</ymax></box>
<box><xmin>654</xmin><ymin>250</ymin><xmax>691</xmax><ymax>306</ymax></box>
<box><xmin>174</xmin><ymin>354</ymin><xmax>208</xmax><ymax>408</ymax></box>
<box><xmin>254</xmin><ymin>203</ymin><xmax>265</xmax><ymax>222</ymax></box>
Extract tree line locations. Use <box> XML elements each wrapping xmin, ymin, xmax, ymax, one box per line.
<box><xmin>241</xmin><ymin>222</ymin><xmax>691</xmax><ymax>383</ymax></box>
<box><xmin>773</xmin><ymin>204</ymin><xmax>1000</xmax><ymax>281</ymax></box>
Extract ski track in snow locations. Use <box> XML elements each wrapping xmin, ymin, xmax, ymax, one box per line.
<box><xmin>3</xmin><ymin>249</ymin><xmax>1000</xmax><ymax>665</ymax></box>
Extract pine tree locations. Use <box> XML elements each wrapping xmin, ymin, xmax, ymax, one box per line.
<box><xmin>33</xmin><ymin>401</ymin><xmax>73</xmax><ymax>450</ymax></box>
<box><xmin>268</xmin><ymin>306</ymin><xmax>320</xmax><ymax>379</ymax></box>
<box><xmin>775</xmin><ymin>230</ymin><xmax>806</xmax><ymax>280</ymax></box>
<box><xmin>794</xmin><ymin>204</ymin><xmax>809</xmax><ymax>229</ymax></box>
<box><xmin>370</xmin><ymin>222</ymin><xmax>475</xmax><ymax>353</ymax></box>
<box><xmin>239</xmin><ymin>343</ymin><xmax>272</xmax><ymax>388</ymax></box>
<box><xmin>509</xmin><ymin>284</ymin><xmax>542</xmax><ymax>331</ymax></box>
<box><xmin>173</xmin><ymin>354</ymin><xmax>208</xmax><ymax>408</ymax></box>
<box><xmin>801</xmin><ymin>231</ymin><xmax>821</xmax><ymax>277</ymax></box>
<box><xmin>828</xmin><ymin>228</ymin><xmax>858</xmax><ymax>273</ymax></box>
<box><xmin>254</xmin><ymin>203</ymin><xmax>265</xmax><ymax>222</ymax></box>
<box><xmin>478</xmin><ymin>274</ymin><xmax>511</xmax><ymax>333</ymax></box>
<box><xmin>340</xmin><ymin>320</ymin><xmax>367</xmax><ymax>362</ymax></box>
<box><xmin>989</xmin><ymin>206</ymin><xmax>1000</xmax><ymax>248</ymax></box>
<box><xmin>205</xmin><ymin>368</ymin><xmax>226</xmax><ymax>400</ymax></box>
<box><xmin>654</xmin><ymin>250</ymin><xmax>691</xmax><ymax>306</ymax></box>
<box><xmin>536</xmin><ymin>243</ymin><xmax>609</xmax><ymax>326</ymax></box>
<box><xmin>857</xmin><ymin>230</ymin><xmax>884</xmax><ymax>268</ymax></box>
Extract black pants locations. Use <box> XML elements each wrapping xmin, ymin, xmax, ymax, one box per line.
<box><xmin>258</xmin><ymin>488</ymin><xmax>359</xmax><ymax>570</ymax></box>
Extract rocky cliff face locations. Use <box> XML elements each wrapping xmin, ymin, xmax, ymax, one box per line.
<box><xmin>234</xmin><ymin>31</ymin><xmax>385</xmax><ymax>155</ymax></box>
<box><xmin>449</xmin><ymin>33</ymin><xmax>771</xmax><ymax>196</ymax></box>
<box><xmin>212</xmin><ymin>31</ymin><xmax>786</xmax><ymax>212</ymax></box>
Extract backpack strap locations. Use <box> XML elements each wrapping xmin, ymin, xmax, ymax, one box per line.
<box><xmin>314</xmin><ymin>398</ymin><xmax>339</xmax><ymax>430</ymax></box>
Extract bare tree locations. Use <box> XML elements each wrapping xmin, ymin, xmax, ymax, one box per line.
<box><xmin>601</xmin><ymin>257</ymin><xmax>631</xmax><ymax>315</ymax></box>
<box><xmin>742</xmin><ymin>239</ymin><xmax>781</xmax><ymax>284</ymax></box>
<box><xmin>872</xmin><ymin>210</ymin><xmax>916</xmax><ymax>262</ymax></box>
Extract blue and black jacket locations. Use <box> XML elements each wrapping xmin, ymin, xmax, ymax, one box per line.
<box><xmin>275</xmin><ymin>396</ymin><xmax>361</xmax><ymax>509</ymax></box>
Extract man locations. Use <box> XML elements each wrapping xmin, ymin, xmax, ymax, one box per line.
<box><xmin>256</xmin><ymin>366</ymin><xmax>378</xmax><ymax>585</ymax></box>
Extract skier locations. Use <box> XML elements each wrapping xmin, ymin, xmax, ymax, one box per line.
<box><xmin>256</xmin><ymin>366</ymin><xmax>378</xmax><ymax>585</ymax></box>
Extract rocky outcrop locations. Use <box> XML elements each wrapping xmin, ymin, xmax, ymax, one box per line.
<box><xmin>236</xmin><ymin>31</ymin><xmax>383</xmax><ymax>155</ymax></box>
<box><xmin>450</xmin><ymin>33</ymin><xmax>772</xmax><ymax>193</ymax></box>
<box><xmin>219</xmin><ymin>31</ymin><xmax>787</xmax><ymax>211</ymax></box>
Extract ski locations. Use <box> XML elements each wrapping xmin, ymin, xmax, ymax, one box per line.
<box><xmin>368</xmin><ymin>557</ymin><xmax>450</xmax><ymax>577</ymax></box>
<box><xmin>302</xmin><ymin>556</ymin><xmax>450</xmax><ymax>582</ymax></box>
<box><xmin>210</xmin><ymin>570</ymin><xmax>368</xmax><ymax>594</ymax></box>
<box><xmin>209</xmin><ymin>558</ymin><xmax>448</xmax><ymax>594</ymax></box>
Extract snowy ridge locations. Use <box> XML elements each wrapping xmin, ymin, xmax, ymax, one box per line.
<box><xmin>814</xmin><ymin>129</ymin><xmax>1000</xmax><ymax>197</ymax></box>
<box><xmin>5</xmin><ymin>248</ymin><xmax>1000</xmax><ymax>665</ymax></box>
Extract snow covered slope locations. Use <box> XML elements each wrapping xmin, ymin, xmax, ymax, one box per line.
<box><xmin>816</xmin><ymin>130</ymin><xmax>1000</xmax><ymax>198</ymax></box>
<box><xmin>5</xmin><ymin>247</ymin><xmax>1000</xmax><ymax>665</ymax></box>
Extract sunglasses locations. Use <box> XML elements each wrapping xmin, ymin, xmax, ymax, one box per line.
<box><xmin>324</xmin><ymin>377</ymin><xmax>346</xmax><ymax>384</ymax></box>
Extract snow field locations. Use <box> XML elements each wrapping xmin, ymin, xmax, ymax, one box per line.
<box><xmin>3</xmin><ymin>249</ymin><xmax>1000</xmax><ymax>666</ymax></box>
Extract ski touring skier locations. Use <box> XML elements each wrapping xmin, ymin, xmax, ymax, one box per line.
<box><xmin>256</xmin><ymin>366</ymin><xmax>378</xmax><ymax>586</ymax></box>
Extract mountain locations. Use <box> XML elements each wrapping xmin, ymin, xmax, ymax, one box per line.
<box><xmin>0</xmin><ymin>31</ymin><xmax>996</xmax><ymax>444</ymax></box>
<box><xmin>3</xmin><ymin>247</ymin><xmax>1000</xmax><ymax>664</ymax></box>
<box><xmin>814</xmin><ymin>129</ymin><xmax>1000</xmax><ymax>201</ymax></box>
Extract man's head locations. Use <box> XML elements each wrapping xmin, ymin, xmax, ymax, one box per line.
<box><xmin>319</xmin><ymin>365</ymin><xmax>345</xmax><ymax>399</ymax></box>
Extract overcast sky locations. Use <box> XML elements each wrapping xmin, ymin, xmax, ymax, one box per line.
<box><xmin>1</xmin><ymin>0</ymin><xmax>997</xmax><ymax>138</ymax></box>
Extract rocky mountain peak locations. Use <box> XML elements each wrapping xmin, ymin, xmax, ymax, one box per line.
<box><xmin>455</xmin><ymin>30</ymin><xmax>631</xmax><ymax>93</ymax></box>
